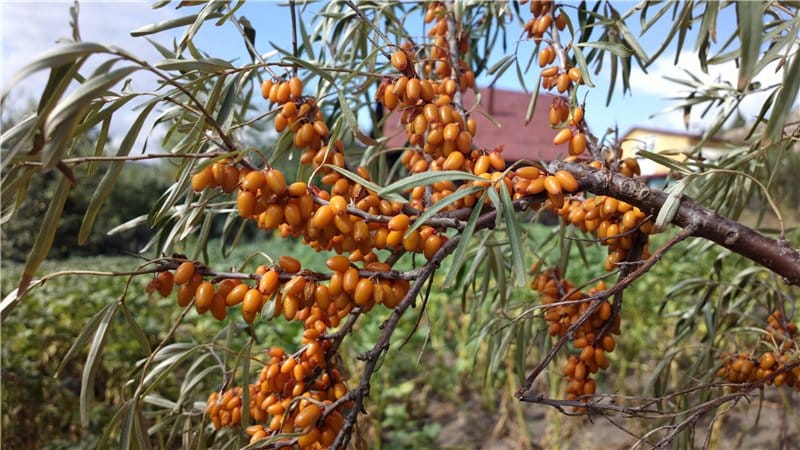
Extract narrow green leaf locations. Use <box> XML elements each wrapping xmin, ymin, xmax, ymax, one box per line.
<box><xmin>576</xmin><ymin>41</ymin><xmax>633</xmax><ymax>58</ymax></box>
<box><xmin>81</xmin><ymin>300</ymin><xmax>119</xmax><ymax>427</ymax></box>
<box><xmin>79</xmin><ymin>102</ymin><xmax>156</xmax><ymax>244</ymax></box>
<box><xmin>155</xmin><ymin>58</ymin><xmax>233</xmax><ymax>73</ymax></box>
<box><xmin>653</xmin><ymin>177</ymin><xmax>690</xmax><ymax>233</ymax></box>
<box><xmin>54</xmin><ymin>303</ymin><xmax>109</xmax><ymax>377</ymax></box>
<box><xmin>499</xmin><ymin>183</ymin><xmax>526</xmax><ymax>287</ymax></box>
<box><xmin>282</xmin><ymin>55</ymin><xmax>335</xmax><ymax>84</ymax></box>
<box><xmin>764</xmin><ymin>53</ymin><xmax>800</xmax><ymax>143</ymax></box>
<box><xmin>42</xmin><ymin>66</ymin><xmax>140</xmax><ymax>169</ymax></box>
<box><xmin>378</xmin><ymin>171</ymin><xmax>483</xmax><ymax>197</ymax></box>
<box><xmin>18</xmin><ymin>175</ymin><xmax>71</xmax><ymax>297</ymax></box>
<box><xmin>571</xmin><ymin>44</ymin><xmax>595</xmax><ymax>87</ymax></box>
<box><xmin>121</xmin><ymin>303</ymin><xmax>151</xmax><ymax>357</ymax></box>
<box><xmin>445</xmin><ymin>191</ymin><xmax>488</xmax><ymax>288</ymax></box>
<box><xmin>405</xmin><ymin>186</ymin><xmax>484</xmax><ymax>237</ymax></box>
<box><xmin>177</xmin><ymin>2</ymin><xmax>227</xmax><ymax>53</ymax></box>
<box><xmin>736</xmin><ymin>1</ymin><xmax>762</xmax><ymax>91</ymax></box>
<box><xmin>636</xmin><ymin>150</ymin><xmax>693</xmax><ymax>175</ymax></box>
<box><xmin>524</xmin><ymin>74</ymin><xmax>542</xmax><ymax>125</ymax></box>
<box><xmin>131</xmin><ymin>13</ymin><xmax>223</xmax><ymax>37</ymax></box>
<box><xmin>615</xmin><ymin>18</ymin><xmax>649</xmax><ymax>67</ymax></box>
<box><xmin>2</xmin><ymin>42</ymin><xmax>109</xmax><ymax>97</ymax></box>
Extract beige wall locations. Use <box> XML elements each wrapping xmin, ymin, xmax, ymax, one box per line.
<box><xmin>620</xmin><ymin>129</ymin><xmax>725</xmax><ymax>178</ymax></box>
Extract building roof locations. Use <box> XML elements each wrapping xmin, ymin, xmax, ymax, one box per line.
<box><xmin>382</xmin><ymin>86</ymin><xmax>569</xmax><ymax>162</ymax></box>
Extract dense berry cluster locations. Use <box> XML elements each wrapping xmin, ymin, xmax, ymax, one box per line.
<box><xmin>717</xmin><ymin>311</ymin><xmax>799</xmax><ymax>390</ymax></box>
<box><xmin>207</xmin><ymin>346</ymin><xmax>351</xmax><ymax>447</ymax></box>
<box><xmin>532</xmin><ymin>269</ymin><xmax>621</xmax><ymax>408</ymax></box>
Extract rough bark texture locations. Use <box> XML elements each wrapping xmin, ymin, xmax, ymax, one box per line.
<box><xmin>549</xmin><ymin>160</ymin><xmax>800</xmax><ymax>285</ymax></box>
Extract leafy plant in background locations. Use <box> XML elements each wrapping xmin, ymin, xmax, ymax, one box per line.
<box><xmin>2</xmin><ymin>1</ymin><xmax>799</xmax><ymax>449</ymax></box>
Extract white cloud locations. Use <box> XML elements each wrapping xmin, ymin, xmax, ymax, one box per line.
<box><xmin>626</xmin><ymin>50</ymin><xmax>791</xmax><ymax>132</ymax></box>
<box><xmin>1</xmin><ymin>2</ymin><xmax>180</xmax><ymax>151</ymax></box>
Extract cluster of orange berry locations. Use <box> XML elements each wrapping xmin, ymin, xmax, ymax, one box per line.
<box><xmin>521</xmin><ymin>0</ymin><xmax>561</xmax><ymax>42</ymax></box>
<box><xmin>717</xmin><ymin>311</ymin><xmax>799</xmax><ymax>390</ymax></box>
<box><xmin>532</xmin><ymin>269</ymin><xmax>621</xmax><ymax>408</ymax></box>
<box><xmin>207</xmin><ymin>346</ymin><xmax>350</xmax><ymax>448</ymax></box>
<box><xmin>555</xmin><ymin>189</ymin><xmax>653</xmax><ymax>271</ymax></box>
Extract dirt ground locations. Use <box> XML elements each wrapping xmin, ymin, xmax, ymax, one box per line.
<box><xmin>426</xmin><ymin>390</ymin><xmax>799</xmax><ymax>450</ymax></box>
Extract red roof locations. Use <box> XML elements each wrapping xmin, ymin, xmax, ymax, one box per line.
<box><xmin>382</xmin><ymin>86</ymin><xmax>567</xmax><ymax>162</ymax></box>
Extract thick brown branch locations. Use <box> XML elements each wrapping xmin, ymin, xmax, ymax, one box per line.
<box><xmin>549</xmin><ymin>161</ymin><xmax>800</xmax><ymax>285</ymax></box>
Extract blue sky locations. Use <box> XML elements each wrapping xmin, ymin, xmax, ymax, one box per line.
<box><xmin>1</xmin><ymin>1</ymin><xmax>786</xmax><ymax>145</ymax></box>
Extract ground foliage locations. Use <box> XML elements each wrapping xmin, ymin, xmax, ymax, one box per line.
<box><xmin>1</xmin><ymin>1</ymin><xmax>799</xmax><ymax>449</ymax></box>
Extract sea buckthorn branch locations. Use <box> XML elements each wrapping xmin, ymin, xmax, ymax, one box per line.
<box><xmin>310</xmin><ymin>193</ymin><xmax>468</xmax><ymax>230</ymax></box>
<box><xmin>549</xmin><ymin>160</ymin><xmax>800</xmax><ymax>285</ymax></box>
<box><xmin>152</xmin><ymin>259</ymin><xmax>424</xmax><ymax>283</ymax></box>
<box><xmin>330</xmin><ymin>230</ymin><xmax>462</xmax><ymax>449</ymax></box>
<box><xmin>515</xmin><ymin>225</ymin><xmax>695</xmax><ymax>399</ymax></box>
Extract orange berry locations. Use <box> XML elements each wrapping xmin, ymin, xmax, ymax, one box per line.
<box><xmin>554</xmin><ymin>170</ymin><xmax>578</xmax><ymax>192</ymax></box>
<box><xmin>553</xmin><ymin>128</ymin><xmax>573</xmax><ymax>145</ymax></box>
<box><xmin>174</xmin><ymin>261</ymin><xmax>196</xmax><ymax>285</ymax></box>
<box><xmin>391</xmin><ymin>50</ymin><xmax>408</xmax><ymax>71</ymax></box>
<box><xmin>195</xmin><ymin>282</ymin><xmax>215</xmax><ymax>313</ymax></box>
<box><xmin>279</xmin><ymin>256</ymin><xmax>301</xmax><ymax>273</ymax></box>
<box><xmin>388</xmin><ymin>213</ymin><xmax>410</xmax><ymax>231</ymax></box>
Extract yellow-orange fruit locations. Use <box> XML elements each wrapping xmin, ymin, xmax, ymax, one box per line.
<box><xmin>276</xmin><ymin>82</ymin><xmax>291</xmax><ymax>104</ymax></box>
<box><xmin>406</xmin><ymin>78</ymin><xmax>421</xmax><ymax>102</ymax></box>
<box><xmin>195</xmin><ymin>282</ymin><xmax>215</xmax><ymax>313</ymax></box>
<box><xmin>759</xmin><ymin>352</ymin><xmax>776</xmax><ymax>370</ymax></box>
<box><xmin>155</xmin><ymin>271</ymin><xmax>174</xmax><ymax>297</ymax></box>
<box><xmin>391</xmin><ymin>50</ymin><xmax>408</xmax><ymax>71</ymax></box>
<box><xmin>329</xmin><ymin>195</ymin><xmax>347</xmax><ymax>216</ymax></box>
<box><xmin>312</xmin><ymin>205</ymin><xmax>335</xmax><ymax>229</ymax></box>
<box><xmin>295</xmin><ymin>404</ymin><xmax>322</xmax><ymax>428</ymax></box>
<box><xmin>242</xmin><ymin>289</ymin><xmax>262</xmax><ymax>314</ymax></box>
<box><xmin>210</xmin><ymin>293</ymin><xmax>226</xmax><ymax>320</ymax></box>
<box><xmin>456</xmin><ymin>131</ymin><xmax>472</xmax><ymax>153</ymax></box>
<box><xmin>466</xmin><ymin>118</ymin><xmax>477</xmax><ymax>136</ymax></box>
<box><xmin>242</xmin><ymin>171</ymin><xmax>266</xmax><ymax>192</ymax></box>
<box><xmin>423</xmin><ymin>103</ymin><xmax>439</xmax><ymax>123</ymax></box>
<box><xmin>388</xmin><ymin>214</ymin><xmax>410</xmax><ymax>231</ymax></box>
<box><xmin>354</xmin><ymin>278</ymin><xmax>374</xmax><ymax>305</ymax></box>
<box><xmin>383</xmin><ymin>87</ymin><xmax>399</xmax><ymax>109</ymax></box>
<box><xmin>423</xmin><ymin>234</ymin><xmax>442</xmax><ymax>259</ymax></box>
<box><xmin>601</xmin><ymin>335</ymin><xmax>616</xmax><ymax>352</ymax></box>
<box><xmin>297</xmin><ymin>427</ymin><xmax>321</xmax><ymax>447</ymax></box>
<box><xmin>473</xmin><ymin>155</ymin><xmax>490</xmax><ymax>175</ymax></box>
<box><xmin>569</xmin><ymin>132</ymin><xmax>587</xmax><ymax>155</ymax></box>
<box><xmin>443</xmin><ymin>123</ymin><xmax>460</xmax><ymax>142</ymax></box>
<box><xmin>259</xmin><ymin>270</ymin><xmax>280</xmax><ymax>296</ymax></box>
<box><xmin>572</xmin><ymin>107</ymin><xmax>584</xmax><ymax>124</ymax></box>
<box><xmin>443</xmin><ymin>151</ymin><xmax>465</xmax><ymax>171</ymax></box>
<box><xmin>289</xmin><ymin>77</ymin><xmax>303</xmax><ymax>99</ymax></box>
<box><xmin>553</xmin><ymin>128</ymin><xmax>573</xmax><ymax>145</ymax></box>
<box><xmin>274</xmin><ymin>113</ymin><xmax>288</xmax><ymax>132</ymax></box>
<box><xmin>265</xmin><ymin>169</ymin><xmax>286</xmax><ymax>194</ymax></box>
<box><xmin>226</xmin><ymin>283</ymin><xmax>249</xmax><ymax>306</ymax></box>
<box><xmin>543</xmin><ymin>176</ymin><xmax>562</xmax><ymax>196</ymax></box>
<box><xmin>327</xmin><ymin>255</ymin><xmax>351</xmax><ymax>272</ymax></box>
<box><xmin>191</xmin><ymin>166</ymin><xmax>214</xmax><ymax>192</ymax></box>
<box><xmin>554</xmin><ymin>170</ymin><xmax>578</xmax><ymax>192</ymax></box>
<box><xmin>517</xmin><ymin>166</ymin><xmax>540</xmax><ymax>180</ymax></box>
<box><xmin>541</xmin><ymin>66</ymin><xmax>559</xmax><ymax>78</ymax></box>
<box><xmin>279</xmin><ymin>256</ymin><xmax>301</xmax><ymax>273</ymax></box>
<box><xmin>568</xmin><ymin>67</ymin><xmax>582</xmax><ymax>82</ymax></box>
<box><xmin>343</xmin><ymin>268</ymin><xmax>359</xmax><ymax>292</ymax></box>
<box><xmin>174</xmin><ymin>262</ymin><xmax>196</xmax><ymax>285</ymax></box>
<box><xmin>261</xmin><ymin>79</ymin><xmax>273</xmax><ymax>100</ymax></box>
<box><xmin>237</xmin><ymin>191</ymin><xmax>256</xmax><ymax>217</ymax></box>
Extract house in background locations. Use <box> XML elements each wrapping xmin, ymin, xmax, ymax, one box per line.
<box><xmin>619</xmin><ymin>127</ymin><xmax>731</xmax><ymax>187</ymax></box>
<box><xmin>383</xmin><ymin>86</ymin><xmax>571</xmax><ymax>163</ymax></box>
